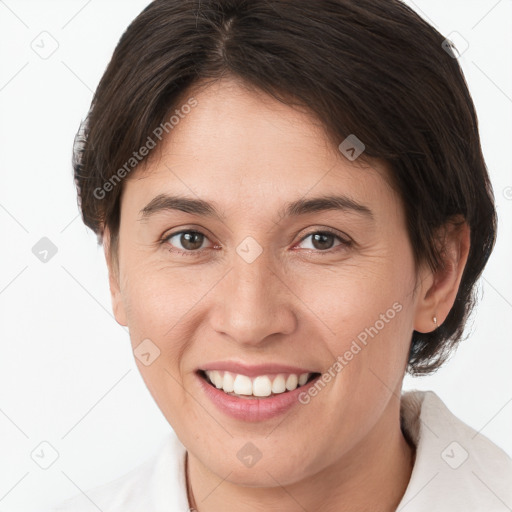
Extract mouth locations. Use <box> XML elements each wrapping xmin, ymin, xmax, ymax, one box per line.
<box><xmin>197</xmin><ymin>369</ymin><xmax>321</xmax><ymax>399</ymax></box>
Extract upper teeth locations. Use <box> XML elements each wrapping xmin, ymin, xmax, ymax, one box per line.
<box><xmin>204</xmin><ymin>370</ymin><xmax>311</xmax><ymax>397</ymax></box>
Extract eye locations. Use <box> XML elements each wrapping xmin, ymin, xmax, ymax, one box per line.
<box><xmin>162</xmin><ymin>230</ymin><xmax>215</xmax><ymax>255</ymax></box>
<box><xmin>161</xmin><ymin>228</ymin><xmax>351</xmax><ymax>257</ymax></box>
<box><xmin>295</xmin><ymin>230</ymin><xmax>351</xmax><ymax>253</ymax></box>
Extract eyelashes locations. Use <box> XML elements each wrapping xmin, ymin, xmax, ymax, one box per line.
<box><xmin>160</xmin><ymin>228</ymin><xmax>353</xmax><ymax>257</ymax></box>
<box><xmin>297</xmin><ymin>230</ymin><xmax>352</xmax><ymax>253</ymax></box>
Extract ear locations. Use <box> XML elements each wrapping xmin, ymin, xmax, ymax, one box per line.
<box><xmin>103</xmin><ymin>228</ymin><xmax>128</xmax><ymax>327</ymax></box>
<box><xmin>413</xmin><ymin>217</ymin><xmax>470</xmax><ymax>333</ymax></box>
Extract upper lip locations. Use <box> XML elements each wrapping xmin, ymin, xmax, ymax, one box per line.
<box><xmin>199</xmin><ymin>361</ymin><xmax>319</xmax><ymax>378</ymax></box>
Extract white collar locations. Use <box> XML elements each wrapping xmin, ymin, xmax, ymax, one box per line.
<box><xmin>396</xmin><ymin>390</ymin><xmax>512</xmax><ymax>511</ymax></box>
<box><xmin>52</xmin><ymin>390</ymin><xmax>512</xmax><ymax>511</ymax></box>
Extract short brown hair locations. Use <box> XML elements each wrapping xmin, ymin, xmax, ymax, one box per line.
<box><xmin>72</xmin><ymin>0</ymin><xmax>497</xmax><ymax>375</ymax></box>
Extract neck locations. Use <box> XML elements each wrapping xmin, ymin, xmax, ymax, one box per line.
<box><xmin>186</xmin><ymin>397</ymin><xmax>415</xmax><ymax>512</ymax></box>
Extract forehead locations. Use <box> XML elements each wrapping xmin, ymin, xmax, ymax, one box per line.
<box><xmin>123</xmin><ymin>78</ymin><xmax>397</xmax><ymax>219</ymax></box>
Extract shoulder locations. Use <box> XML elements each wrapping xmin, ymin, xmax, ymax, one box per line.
<box><xmin>398</xmin><ymin>390</ymin><xmax>512</xmax><ymax>512</ymax></box>
<box><xmin>49</xmin><ymin>431</ymin><xmax>189</xmax><ymax>512</ymax></box>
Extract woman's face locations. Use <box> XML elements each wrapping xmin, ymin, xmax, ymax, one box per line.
<box><xmin>108</xmin><ymin>78</ymin><xmax>426</xmax><ymax>486</ymax></box>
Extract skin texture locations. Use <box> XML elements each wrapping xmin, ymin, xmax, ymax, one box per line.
<box><xmin>103</xmin><ymin>78</ymin><xmax>470</xmax><ymax>512</ymax></box>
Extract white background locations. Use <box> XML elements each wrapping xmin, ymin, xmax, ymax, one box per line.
<box><xmin>0</xmin><ymin>1</ymin><xmax>511</xmax><ymax>510</ymax></box>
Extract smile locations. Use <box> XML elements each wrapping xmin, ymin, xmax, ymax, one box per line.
<box><xmin>196</xmin><ymin>365</ymin><xmax>322</xmax><ymax>422</ymax></box>
<box><xmin>200</xmin><ymin>370</ymin><xmax>319</xmax><ymax>398</ymax></box>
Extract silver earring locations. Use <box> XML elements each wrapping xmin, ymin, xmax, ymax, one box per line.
<box><xmin>433</xmin><ymin>315</ymin><xmax>438</xmax><ymax>328</ymax></box>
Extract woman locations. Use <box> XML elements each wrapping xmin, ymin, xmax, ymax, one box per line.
<box><xmin>53</xmin><ymin>0</ymin><xmax>512</xmax><ymax>510</ymax></box>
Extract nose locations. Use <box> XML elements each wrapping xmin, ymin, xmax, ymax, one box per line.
<box><xmin>210</xmin><ymin>245</ymin><xmax>298</xmax><ymax>346</ymax></box>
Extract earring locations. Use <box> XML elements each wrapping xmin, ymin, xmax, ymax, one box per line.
<box><xmin>433</xmin><ymin>315</ymin><xmax>438</xmax><ymax>328</ymax></box>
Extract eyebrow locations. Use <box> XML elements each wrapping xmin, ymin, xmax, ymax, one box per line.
<box><xmin>138</xmin><ymin>193</ymin><xmax>374</xmax><ymax>221</ymax></box>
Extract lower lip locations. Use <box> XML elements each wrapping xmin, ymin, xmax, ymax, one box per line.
<box><xmin>196</xmin><ymin>372</ymin><xmax>321</xmax><ymax>422</ymax></box>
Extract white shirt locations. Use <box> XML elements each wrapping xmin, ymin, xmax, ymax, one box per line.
<box><xmin>50</xmin><ymin>390</ymin><xmax>512</xmax><ymax>511</ymax></box>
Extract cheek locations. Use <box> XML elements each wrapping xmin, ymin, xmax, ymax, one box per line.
<box><xmin>121</xmin><ymin>267</ymin><xmax>206</xmax><ymax>426</ymax></box>
<box><xmin>300</xmin><ymin>259</ymin><xmax>413</xmax><ymax>349</ymax></box>
<box><xmin>120</xmin><ymin>262</ymin><xmax>220</xmax><ymax>401</ymax></box>
<box><xmin>122</xmin><ymin>255</ymin><xmax>211</xmax><ymax>331</ymax></box>
<box><xmin>306</xmin><ymin>241</ymin><xmax>416</xmax><ymax>394</ymax></box>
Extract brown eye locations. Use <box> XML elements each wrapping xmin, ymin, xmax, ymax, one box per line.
<box><xmin>165</xmin><ymin>230</ymin><xmax>210</xmax><ymax>252</ymax></box>
<box><xmin>310</xmin><ymin>232</ymin><xmax>336</xmax><ymax>250</ymax></box>
<box><xmin>297</xmin><ymin>230</ymin><xmax>350</xmax><ymax>252</ymax></box>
